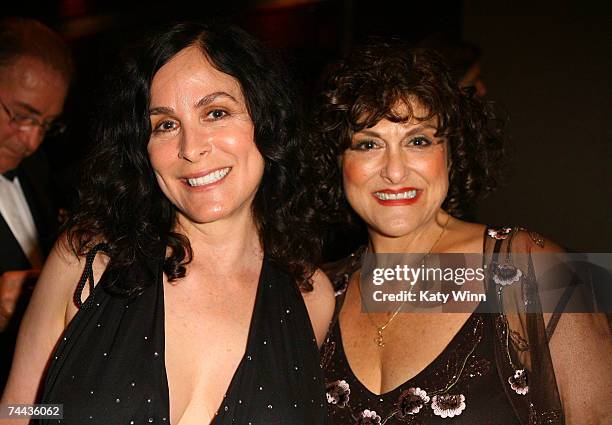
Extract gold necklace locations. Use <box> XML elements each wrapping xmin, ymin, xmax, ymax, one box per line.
<box><xmin>361</xmin><ymin>215</ymin><xmax>451</xmax><ymax>348</ymax></box>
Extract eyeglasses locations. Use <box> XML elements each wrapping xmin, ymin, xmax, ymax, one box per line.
<box><xmin>0</xmin><ymin>95</ymin><xmax>67</xmax><ymax>136</ymax></box>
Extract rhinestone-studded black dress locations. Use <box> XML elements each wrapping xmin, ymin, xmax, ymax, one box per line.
<box><xmin>37</xmin><ymin>248</ymin><xmax>327</xmax><ymax>425</ymax></box>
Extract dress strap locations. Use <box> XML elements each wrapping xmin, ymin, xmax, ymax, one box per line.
<box><xmin>74</xmin><ymin>243</ymin><xmax>108</xmax><ymax>310</ymax></box>
<box><xmin>545</xmin><ymin>273</ymin><xmax>580</xmax><ymax>341</ymax></box>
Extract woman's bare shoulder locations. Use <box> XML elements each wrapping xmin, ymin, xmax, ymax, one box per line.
<box><xmin>442</xmin><ymin>218</ymin><xmax>487</xmax><ymax>253</ymax></box>
<box><xmin>485</xmin><ymin>225</ymin><xmax>565</xmax><ymax>254</ymax></box>
<box><xmin>301</xmin><ymin>269</ymin><xmax>335</xmax><ymax>348</ymax></box>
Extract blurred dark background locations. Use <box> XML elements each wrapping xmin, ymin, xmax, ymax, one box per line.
<box><xmin>2</xmin><ymin>0</ymin><xmax>611</xmax><ymax>254</ymax></box>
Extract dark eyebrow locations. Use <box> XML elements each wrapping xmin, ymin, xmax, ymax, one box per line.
<box><xmin>406</xmin><ymin>124</ymin><xmax>438</xmax><ymax>136</ymax></box>
<box><xmin>149</xmin><ymin>106</ymin><xmax>174</xmax><ymax>115</ymax></box>
<box><xmin>357</xmin><ymin>124</ymin><xmax>438</xmax><ymax>138</ymax></box>
<box><xmin>357</xmin><ymin>129</ymin><xmax>381</xmax><ymax>138</ymax></box>
<box><xmin>149</xmin><ymin>92</ymin><xmax>237</xmax><ymax>116</ymax></box>
<box><xmin>195</xmin><ymin>91</ymin><xmax>237</xmax><ymax>108</ymax></box>
<box><xmin>13</xmin><ymin>101</ymin><xmax>42</xmax><ymax>116</ymax></box>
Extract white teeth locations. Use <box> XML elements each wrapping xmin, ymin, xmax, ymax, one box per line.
<box><xmin>187</xmin><ymin>167</ymin><xmax>231</xmax><ymax>187</ymax></box>
<box><xmin>374</xmin><ymin>190</ymin><xmax>417</xmax><ymax>201</ymax></box>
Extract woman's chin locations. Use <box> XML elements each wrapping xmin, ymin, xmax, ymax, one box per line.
<box><xmin>177</xmin><ymin>206</ymin><xmax>231</xmax><ymax>226</ymax></box>
<box><xmin>369</xmin><ymin>220</ymin><xmax>418</xmax><ymax>240</ymax></box>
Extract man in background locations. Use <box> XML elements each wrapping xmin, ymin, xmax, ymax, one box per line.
<box><xmin>0</xmin><ymin>17</ymin><xmax>72</xmax><ymax>391</ymax></box>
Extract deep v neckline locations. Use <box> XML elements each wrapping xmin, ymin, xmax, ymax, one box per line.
<box><xmin>336</xmin><ymin>309</ymin><xmax>482</xmax><ymax>397</ymax></box>
<box><xmin>336</xmin><ymin>227</ymin><xmax>489</xmax><ymax>396</ymax></box>
<box><xmin>159</xmin><ymin>256</ymin><xmax>267</xmax><ymax>425</ymax></box>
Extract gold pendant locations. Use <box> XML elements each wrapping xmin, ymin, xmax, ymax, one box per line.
<box><xmin>375</xmin><ymin>329</ymin><xmax>385</xmax><ymax>347</ymax></box>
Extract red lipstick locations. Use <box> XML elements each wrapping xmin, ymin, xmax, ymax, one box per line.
<box><xmin>372</xmin><ymin>187</ymin><xmax>421</xmax><ymax>206</ymax></box>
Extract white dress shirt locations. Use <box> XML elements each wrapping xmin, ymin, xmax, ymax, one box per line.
<box><xmin>0</xmin><ymin>174</ymin><xmax>42</xmax><ymax>269</ymax></box>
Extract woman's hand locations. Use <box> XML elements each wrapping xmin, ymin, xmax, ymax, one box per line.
<box><xmin>0</xmin><ymin>269</ymin><xmax>40</xmax><ymax>332</ymax></box>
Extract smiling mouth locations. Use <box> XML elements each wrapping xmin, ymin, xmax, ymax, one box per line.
<box><xmin>373</xmin><ymin>189</ymin><xmax>418</xmax><ymax>201</ymax></box>
<box><xmin>186</xmin><ymin>167</ymin><xmax>231</xmax><ymax>187</ymax></box>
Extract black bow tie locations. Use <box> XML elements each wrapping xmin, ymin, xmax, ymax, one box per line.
<box><xmin>2</xmin><ymin>169</ymin><xmax>17</xmax><ymax>181</ymax></box>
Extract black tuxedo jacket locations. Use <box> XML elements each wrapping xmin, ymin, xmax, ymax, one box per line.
<box><xmin>0</xmin><ymin>150</ymin><xmax>58</xmax><ymax>274</ymax></box>
<box><xmin>0</xmin><ymin>150</ymin><xmax>59</xmax><ymax>391</ymax></box>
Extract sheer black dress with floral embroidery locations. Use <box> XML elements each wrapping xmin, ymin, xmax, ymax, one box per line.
<box><xmin>321</xmin><ymin>227</ymin><xmax>567</xmax><ymax>425</ymax></box>
<box><xmin>323</xmin><ymin>307</ymin><xmax>519</xmax><ymax>424</ymax></box>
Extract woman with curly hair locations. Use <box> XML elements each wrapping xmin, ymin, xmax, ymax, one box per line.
<box><xmin>316</xmin><ymin>40</ymin><xmax>611</xmax><ymax>424</ymax></box>
<box><xmin>1</xmin><ymin>22</ymin><xmax>334</xmax><ymax>424</ymax></box>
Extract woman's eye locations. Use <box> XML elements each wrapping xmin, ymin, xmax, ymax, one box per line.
<box><xmin>153</xmin><ymin>119</ymin><xmax>179</xmax><ymax>132</ymax></box>
<box><xmin>408</xmin><ymin>136</ymin><xmax>432</xmax><ymax>147</ymax></box>
<box><xmin>208</xmin><ymin>109</ymin><xmax>228</xmax><ymax>120</ymax></box>
<box><xmin>352</xmin><ymin>140</ymin><xmax>379</xmax><ymax>151</ymax></box>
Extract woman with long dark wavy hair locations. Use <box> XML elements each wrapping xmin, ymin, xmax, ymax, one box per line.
<box><xmin>315</xmin><ymin>40</ymin><xmax>611</xmax><ymax>424</ymax></box>
<box><xmin>1</xmin><ymin>22</ymin><xmax>334</xmax><ymax>424</ymax></box>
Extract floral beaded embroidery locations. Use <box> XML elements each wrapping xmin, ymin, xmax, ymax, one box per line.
<box><xmin>487</xmin><ymin>226</ymin><xmax>513</xmax><ymax>240</ymax></box>
<box><xmin>489</xmin><ymin>225</ymin><xmax>546</xmax><ymax>249</ymax></box>
<box><xmin>509</xmin><ymin>330</ymin><xmax>530</xmax><ymax>352</ymax></box>
<box><xmin>326</xmin><ymin>380</ymin><xmax>351</xmax><ymax>408</ymax></box>
<box><xmin>528</xmin><ymin>231</ymin><xmax>545</xmax><ymax>248</ymax></box>
<box><xmin>396</xmin><ymin>387</ymin><xmax>429</xmax><ymax>417</ymax></box>
<box><xmin>431</xmin><ymin>394</ymin><xmax>467</xmax><ymax>418</ymax></box>
<box><xmin>508</xmin><ymin>369</ymin><xmax>529</xmax><ymax>395</ymax></box>
<box><xmin>356</xmin><ymin>409</ymin><xmax>382</xmax><ymax>424</ymax></box>
<box><xmin>488</xmin><ymin>229</ymin><xmax>535</xmax><ymax>399</ymax></box>
<box><xmin>325</xmin><ymin>316</ymin><xmax>491</xmax><ymax>423</ymax></box>
<box><xmin>492</xmin><ymin>263</ymin><xmax>523</xmax><ymax>286</ymax></box>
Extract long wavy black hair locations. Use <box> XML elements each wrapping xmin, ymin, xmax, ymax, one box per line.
<box><xmin>314</xmin><ymin>39</ymin><xmax>505</xmax><ymax>222</ymax></box>
<box><xmin>66</xmin><ymin>22</ymin><xmax>330</xmax><ymax>294</ymax></box>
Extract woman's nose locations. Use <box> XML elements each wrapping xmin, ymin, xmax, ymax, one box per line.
<box><xmin>178</xmin><ymin>127</ymin><xmax>212</xmax><ymax>162</ymax></box>
<box><xmin>380</xmin><ymin>149</ymin><xmax>408</xmax><ymax>183</ymax></box>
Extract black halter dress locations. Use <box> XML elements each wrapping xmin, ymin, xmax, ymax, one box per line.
<box><xmin>38</xmin><ymin>246</ymin><xmax>327</xmax><ymax>425</ymax></box>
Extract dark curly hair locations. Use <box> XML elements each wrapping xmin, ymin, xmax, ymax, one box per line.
<box><xmin>314</xmin><ymin>39</ymin><xmax>505</xmax><ymax>220</ymax></box>
<box><xmin>65</xmin><ymin>21</ymin><xmax>328</xmax><ymax>295</ymax></box>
